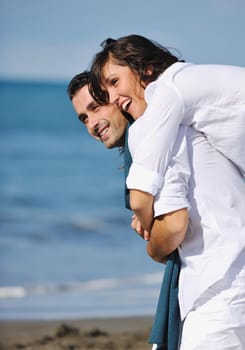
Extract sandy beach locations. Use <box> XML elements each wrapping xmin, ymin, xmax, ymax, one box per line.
<box><xmin>0</xmin><ymin>316</ymin><xmax>154</xmax><ymax>349</ymax></box>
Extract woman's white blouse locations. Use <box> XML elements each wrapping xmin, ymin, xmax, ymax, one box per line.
<box><xmin>127</xmin><ymin>62</ymin><xmax>245</xmax><ymax>195</ymax></box>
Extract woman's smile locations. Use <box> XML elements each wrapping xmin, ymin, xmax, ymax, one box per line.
<box><xmin>102</xmin><ymin>60</ymin><xmax>147</xmax><ymax>119</ymax></box>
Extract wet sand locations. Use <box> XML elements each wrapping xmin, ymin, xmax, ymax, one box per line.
<box><xmin>0</xmin><ymin>316</ymin><xmax>154</xmax><ymax>349</ymax></box>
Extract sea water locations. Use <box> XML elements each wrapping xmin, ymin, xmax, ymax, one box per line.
<box><xmin>0</xmin><ymin>81</ymin><xmax>163</xmax><ymax>320</ymax></box>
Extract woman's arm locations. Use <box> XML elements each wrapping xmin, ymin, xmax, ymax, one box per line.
<box><xmin>127</xmin><ymin>80</ymin><xmax>185</xmax><ymax>196</ymax></box>
<box><xmin>129</xmin><ymin>125</ymin><xmax>191</xmax><ymax>262</ymax></box>
<box><xmin>130</xmin><ymin>189</ymin><xmax>154</xmax><ymax>232</ymax></box>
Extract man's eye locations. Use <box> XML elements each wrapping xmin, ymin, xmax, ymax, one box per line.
<box><xmin>92</xmin><ymin>104</ymin><xmax>99</xmax><ymax>111</ymax></box>
<box><xmin>79</xmin><ymin>115</ymin><xmax>88</xmax><ymax>124</ymax></box>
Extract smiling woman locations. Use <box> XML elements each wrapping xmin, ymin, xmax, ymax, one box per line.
<box><xmin>90</xmin><ymin>34</ymin><xmax>245</xmax><ymax>180</ymax></box>
<box><xmin>89</xmin><ymin>34</ymin><xmax>245</xmax><ymax>350</ymax></box>
<box><xmin>101</xmin><ymin>61</ymin><xmax>147</xmax><ymax>120</ymax></box>
<box><xmin>89</xmin><ymin>36</ymin><xmax>180</xmax><ymax>116</ymax></box>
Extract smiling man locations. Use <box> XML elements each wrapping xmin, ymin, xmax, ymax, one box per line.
<box><xmin>68</xmin><ymin>65</ymin><xmax>245</xmax><ymax>350</ymax></box>
<box><xmin>67</xmin><ymin>71</ymin><xmax>128</xmax><ymax>149</ymax></box>
<box><xmin>67</xmin><ymin>70</ymin><xmax>192</xmax><ymax>350</ymax></box>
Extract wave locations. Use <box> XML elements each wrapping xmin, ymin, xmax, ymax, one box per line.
<box><xmin>0</xmin><ymin>272</ymin><xmax>163</xmax><ymax>300</ymax></box>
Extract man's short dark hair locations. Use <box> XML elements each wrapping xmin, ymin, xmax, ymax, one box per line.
<box><xmin>67</xmin><ymin>71</ymin><xmax>90</xmax><ymax>100</ymax></box>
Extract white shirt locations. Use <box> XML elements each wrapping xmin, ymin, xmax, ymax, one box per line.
<box><xmin>127</xmin><ymin>62</ymin><xmax>245</xmax><ymax>196</ymax></box>
<box><xmin>128</xmin><ymin>122</ymin><xmax>245</xmax><ymax>320</ymax></box>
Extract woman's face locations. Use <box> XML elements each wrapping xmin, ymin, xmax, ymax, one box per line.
<box><xmin>101</xmin><ymin>59</ymin><xmax>147</xmax><ymax>120</ymax></box>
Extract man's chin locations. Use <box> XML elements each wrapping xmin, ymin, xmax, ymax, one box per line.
<box><xmin>104</xmin><ymin>143</ymin><xmax>113</xmax><ymax>149</ymax></box>
<box><xmin>102</xmin><ymin>136</ymin><xmax>113</xmax><ymax>149</ymax></box>
<box><xmin>103</xmin><ymin>139</ymin><xmax>117</xmax><ymax>149</ymax></box>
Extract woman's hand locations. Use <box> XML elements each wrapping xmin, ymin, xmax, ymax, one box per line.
<box><xmin>131</xmin><ymin>214</ymin><xmax>151</xmax><ymax>241</ymax></box>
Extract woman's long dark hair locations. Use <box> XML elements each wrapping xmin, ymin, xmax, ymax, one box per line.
<box><xmin>89</xmin><ymin>34</ymin><xmax>184</xmax><ymax>104</ymax></box>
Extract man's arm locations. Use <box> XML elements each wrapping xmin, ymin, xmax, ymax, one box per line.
<box><xmin>147</xmin><ymin>208</ymin><xmax>188</xmax><ymax>263</ymax></box>
<box><xmin>131</xmin><ymin>206</ymin><xmax>188</xmax><ymax>262</ymax></box>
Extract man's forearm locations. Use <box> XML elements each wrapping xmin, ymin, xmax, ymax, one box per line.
<box><xmin>147</xmin><ymin>208</ymin><xmax>188</xmax><ymax>263</ymax></box>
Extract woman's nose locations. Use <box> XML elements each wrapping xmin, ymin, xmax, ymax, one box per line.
<box><xmin>108</xmin><ymin>88</ymin><xmax>118</xmax><ymax>105</ymax></box>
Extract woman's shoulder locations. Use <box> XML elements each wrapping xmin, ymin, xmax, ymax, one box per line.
<box><xmin>144</xmin><ymin>62</ymin><xmax>192</xmax><ymax>101</ymax></box>
<box><xmin>160</xmin><ymin>62</ymin><xmax>194</xmax><ymax>81</ymax></box>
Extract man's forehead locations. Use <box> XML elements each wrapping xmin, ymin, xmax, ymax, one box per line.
<box><xmin>74</xmin><ymin>85</ymin><xmax>96</xmax><ymax>110</ymax></box>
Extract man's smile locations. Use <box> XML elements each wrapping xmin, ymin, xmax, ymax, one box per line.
<box><xmin>95</xmin><ymin>121</ymin><xmax>110</xmax><ymax>141</ymax></box>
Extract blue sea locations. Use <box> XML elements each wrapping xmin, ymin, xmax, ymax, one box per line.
<box><xmin>0</xmin><ymin>80</ymin><xmax>163</xmax><ymax>320</ymax></box>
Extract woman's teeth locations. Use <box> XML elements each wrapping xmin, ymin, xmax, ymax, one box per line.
<box><xmin>122</xmin><ymin>99</ymin><xmax>131</xmax><ymax>112</ymax></box>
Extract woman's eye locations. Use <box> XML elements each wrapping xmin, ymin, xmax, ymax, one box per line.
<box><xmin>111</xmin><ymin>78</ymin><xmax>118</xmax><ymax>86</ymax></box>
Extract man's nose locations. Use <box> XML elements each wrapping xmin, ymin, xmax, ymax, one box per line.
<box><xmin>87</xmin><ymin>115</ymin><xmax>99</xmax><ymax>130</ymax></box>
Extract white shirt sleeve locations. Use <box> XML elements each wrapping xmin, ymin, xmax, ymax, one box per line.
<box><xmin>153</xmin><ymin>126</ymin><xmax>190</xmax><ymax>217</ymax></box>
<box><xmin>126</xmin><ymin>75</ymin><xmax>185</xmax><ymax>196</ymax></box>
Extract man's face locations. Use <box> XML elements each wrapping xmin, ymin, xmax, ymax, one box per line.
<box><xmin>72</xmin><ymin>85</ymin><xmax>128</xmax><ymax>148</ymax></box>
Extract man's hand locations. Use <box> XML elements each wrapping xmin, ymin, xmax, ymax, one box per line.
<box><xmin>131</xmin><ymin>214</ymin><xmax>151</xmax><ymax>241</ymax></box>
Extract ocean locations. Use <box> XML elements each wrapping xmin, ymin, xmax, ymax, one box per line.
<box><xmin>0</xmin><ymin>80</ymin><xmax>163</xmax><ymax>320</ymax></box>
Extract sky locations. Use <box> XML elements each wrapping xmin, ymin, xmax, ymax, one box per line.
<box><xmin>0</xmin><ymin>0</ymin><xmax>245</xmax><ymax>83</ymax></box>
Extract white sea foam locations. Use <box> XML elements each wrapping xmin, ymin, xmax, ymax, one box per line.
<box><xmin>0</xmin><ymin>286</ymin><xmax>27</xmax><ymax>299</ymax></box>
<box><xmin>0</xmin><ymin>272</ymin><xmax>163</xmax><ymax>299</ymax></box>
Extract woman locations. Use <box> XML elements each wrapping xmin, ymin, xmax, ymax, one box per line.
<box><xmin>89</xmin><ymin>34</ymin><xmax>245</xmax><ymax>202</ymax></box>
<box><xmin>89</xmin><ymin>34</ymin><xmax>245</xmax><ymax>349</ymax></box>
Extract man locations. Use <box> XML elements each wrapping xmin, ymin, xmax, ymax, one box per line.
<box><xmin>67</xmin><ymin>71</ymin><xmax>187</xmax><ymax>349</ymax></box>
<box><xmin>67</xmin><ymin>71</ymin><xmax>128</xmax><ymax>149</ymax></box>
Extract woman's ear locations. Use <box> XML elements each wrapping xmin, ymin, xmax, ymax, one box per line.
<box><xmin>143</xmin><ymin>65</ymin><xmax>153</xmax><ymax>76</ymax></box>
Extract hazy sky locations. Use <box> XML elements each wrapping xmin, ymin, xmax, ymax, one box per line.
<box><xmin>1</xmin><ymin>0</ymin><xmax>244</xmax><ymax>82</ymax></box>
